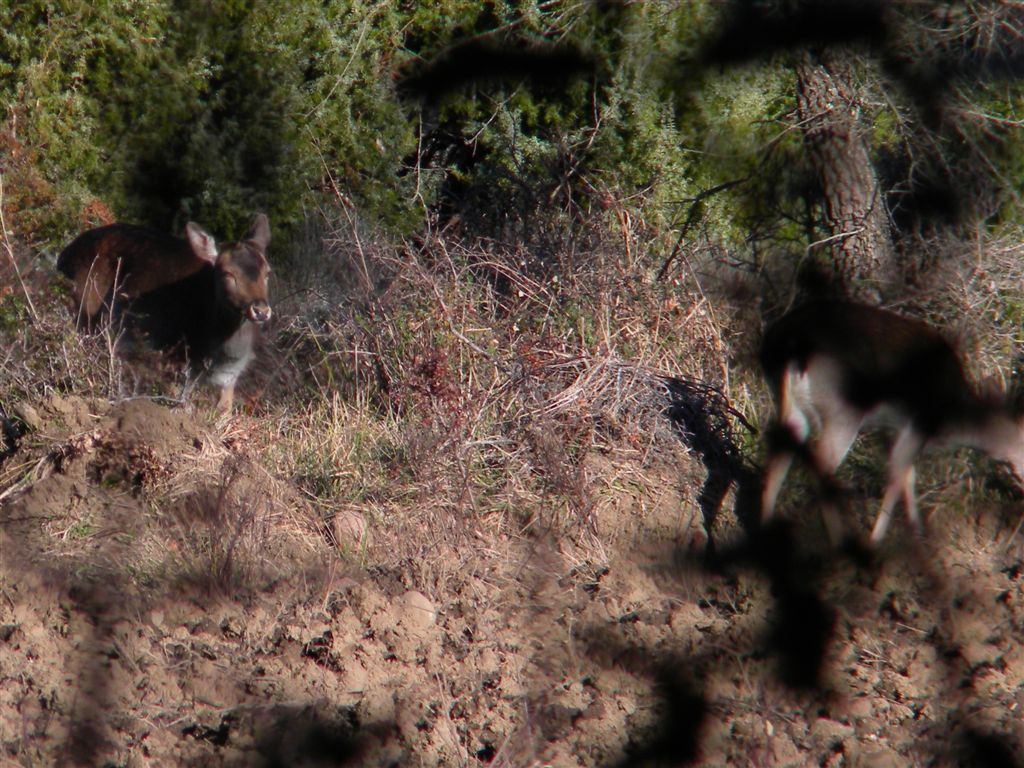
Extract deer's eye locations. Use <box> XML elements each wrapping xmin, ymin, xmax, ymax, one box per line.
<box><xmin>223</xmin><ymin>273</ymin><xmax>237</xmax><ymax>291</ymax></box>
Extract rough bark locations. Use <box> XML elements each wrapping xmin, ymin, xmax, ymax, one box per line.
<box><xmin>795</xmin><ymin>48</ymin><xmax>896</xmax><ymax>301</ymax></box>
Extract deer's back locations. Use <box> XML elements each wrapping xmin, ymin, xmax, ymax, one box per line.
<box><xmin>762</xmin><ymin>302</ymin><xmax>977</xmax><ymax>432</ymax></box>
<box><xmin>57</xmin><ymin>224</ymin><xmax>208</xmax><ymax>324</ymax></box>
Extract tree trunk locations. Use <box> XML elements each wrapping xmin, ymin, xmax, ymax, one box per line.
<box><xmin>795</xmin><ymin>49</ymin><xmax>896</xmax><ymax>300</ymax></box>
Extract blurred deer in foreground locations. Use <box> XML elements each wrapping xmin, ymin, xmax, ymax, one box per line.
<box><xmin>57</xmin><ymin>214</ymin><xmax>272</xmax><ymax>411</ymax></box>
<box><xmin>760</xmin><ymin>301</ymin><xmax>1024</xmax><ymax>544</ymax></box>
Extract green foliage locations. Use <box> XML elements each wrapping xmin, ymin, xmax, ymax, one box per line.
<box><xmin>1</xmin><ymin>0</ymin><xmax>417</xmax><ymax>238</ymax></box>
<box><xmin>10</xmin><ymin>0</ymin><xmax>1018</xmax><ymax>272</ymax></box>
<box><xmin>0</xmin><ymin>295</ymin><xmax>30</xmax><ymax>337</ymax></box>
<box><xmin>384</xmin><ymin>3</ymin><xmax>707</xmax><ymax>246</ymax></box>
<box><xmin>0</xmin><ymin>0</ymin><xmax>801</xmax><ymax>259</ymax></box>
<box><xmin>1</xmin><ymin>3</ymin><xmax>163</xmax><ymax>235</ymax></box>
<box><xmin>688</xmin><ymin>65</ymin><xmax>806</xmax><ymax>249</ymax></box>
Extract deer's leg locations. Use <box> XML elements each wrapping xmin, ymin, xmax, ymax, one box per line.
<box><xmin>808</xmin><ymin>408</ymin><xmax>862</xmax><ymax>545</ymax></box>
<box><xmin>762</xmin><ymin>451</ymin><xmax>795</xmax><ymax>522</ymax></box>
<box><xmin>901</xmin><ymin>465</ymin><xmax>922</xmax><ymax>537</ymax></box>
<box><xmin>762</xmin><ymin>366</ymin><xmax>810</xmax><ymax>523</ymax></box>
<box><xmin>216</xmin><ymin>383</ymin><xmax>235</xmax><ymax>413</ymax></box>
<box><xmin>812</xmin><ymin>411</ymin><xmax>861</xmax><ymax>474</ymax></box>
<box><xmin>870</xmin><ymin>426</ymin><xmax>923</xmax><ymax>544</ymax></box>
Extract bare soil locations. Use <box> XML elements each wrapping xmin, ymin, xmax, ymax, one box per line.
<box><xmin>2</xmin><ymin>395</ymin><xmax>1024</xmax><ymax>766</ymax></box>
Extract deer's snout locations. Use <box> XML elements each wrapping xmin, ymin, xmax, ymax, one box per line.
<box><xmin>248</xmin><ymin>301</ymin><xmax>271</xmax><ymax>324</ymax></box>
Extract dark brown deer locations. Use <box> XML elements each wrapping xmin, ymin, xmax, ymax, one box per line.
<box><xmin>760</xmin><ymin>301</ymin><xmax>1024</xmax><ymax>544</ymax></box>
<box><xmin>57</xmin><ymin>214</ymin><xmax>271</xmax><ymax>411</ymax></box>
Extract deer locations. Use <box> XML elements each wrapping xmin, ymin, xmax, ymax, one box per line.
<box><xmin>57</xmin><ymin>214</ymin><xmax>272</xmax><ymax>411</ymax></box>
<box><xmin>760</xmin><ymin>300</ymin><xmax>1024</xmax><ymax>544</ymax></box>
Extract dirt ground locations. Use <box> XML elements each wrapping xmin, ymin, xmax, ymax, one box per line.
<box><xmin>2</xmin><ymin>395</ymin><xmax>1024</xmax><ymax>766</ymax></box>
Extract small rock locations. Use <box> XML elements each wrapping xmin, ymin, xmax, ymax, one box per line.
<box><xmin>670</xmin><ymin>602</ymin><xmax>716</xmax><ymax>633</ymax></box>
<box><xmin>847</xmin><ymin>743</ymin><xmax>905</xmax><ymax>768</ymax></box>
<box><xmin>811</xmin><ymin>716</ymin><xmax>854</xmax><ymax>745</ymax></box>
<box><xmin>362</xmin><ymin>687</ymin><xmax>396</xmax><ymax>722</ymax></box>
<box><xmin>342</xmin><ymin>659</ymin><xmax>368</xmax><ymax>693</ymax></box>
<box><xmin>398</xmin><ymin>590</ymin><xmax>436</xmax><ymax>631</ymax></box>
<box><xmin>961</xmin><ymin>640</ymin><xmax>1000</xmax><ymax>669</ymax></box>
<box><xmin>843</xmin><ymin>696</ymin><xmax>875</xmax><ymax>720</ymax></box>
<box><xmin>477</xmin><ymin>647</ymin><xmax>499</xmax><ymax>674</ymax></box>
<box><xmin>13</xmin><ymin>402</ymin><xmax>41</xmax><ymax>431</ymax></box>
<box><xmin>333</xmin><ymin>510</ymin><xmax>369</xmax><ymax>548</ymax></box>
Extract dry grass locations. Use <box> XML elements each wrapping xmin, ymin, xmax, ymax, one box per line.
<box><xmin>891</xmin><ymin>234</ymin><xmax>1024</xmax><ymax>386</ymax></box>
<box><xmin>0</xmin><ymin>197</ymin><xmax>754</xmax><ymax>617</ymax></box>
<box><xmin>247</xmin><ymin>210</ymin><xmax>752</xmax><ymax>591</ymax></box>
<box><xmin>7</xmin><ymin>199</ymin><xmax>1023</xmax><ymax>596</ymax></box>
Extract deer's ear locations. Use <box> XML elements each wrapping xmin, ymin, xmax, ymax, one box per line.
<box><xmin>186</xmin><ymin>223</ymin><xmax>218</xmax><ymax>265</ymax></box>
<box><xmin>246</xmin><ymin>214</ymin><xmax>270</xmax><ymax>251</ymax></box>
